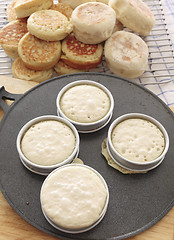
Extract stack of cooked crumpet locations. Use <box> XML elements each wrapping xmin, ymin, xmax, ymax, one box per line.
<box><xmin>0</xmin><ymin>0</ymin><xmax>155</xmax><ymax>82</ymax></box>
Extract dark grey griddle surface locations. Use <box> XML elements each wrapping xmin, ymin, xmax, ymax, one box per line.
<box><xmin>0</xmin><ymin>73</ymin><xmax>174</xmax><ymax>240</ymax></box>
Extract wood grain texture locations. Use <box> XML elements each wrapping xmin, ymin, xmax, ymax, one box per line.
<box><xmin>0</xmin><ymin>76</ymin><xmax>173</xmax><ymax>240</ymax></box>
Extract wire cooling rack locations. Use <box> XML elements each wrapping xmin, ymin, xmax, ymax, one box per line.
<box><xmin>141</xmin><ymin>0</ymin><xmax>174</xmax><ymax>85</ymax></box>
<box><xmin>0</xmin><ymin>0</ymin><xmax>174</xmax><ymax>106</ymax></box>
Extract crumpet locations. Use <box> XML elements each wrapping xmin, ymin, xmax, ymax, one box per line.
<box><xmin>104</xmin><ymin>31</ymin><xmax>148</xmax><ymax>78</ymax></box>
<box><xmin>6</xmin><ymin>0</ymin><xmax>18</xmax><ymax>22</ymax></box>
<box><xmin>18</xmin><ymin>32</ymin><xmax>61</xmax><ymax>70</ymax></box>
<box><xmin>61</xmin><ymin>34</ymin><xmax>103</xmax><ymax>70</ymax></box>
<box><xmin>0</xmin><ymin>19</ymin><xmax>28</xmax><ymax>59</ymax></box>
<box><xmin>50</xmin><ymin>3</ymin><xmax>73</xmax><ymax>20</ymax></box>
<box><xmin>12</xmin><ymin>57</ymin><xmax>53</xmax><ymax>82</ymax></box>
<box><xmin>109</xmin><ymin>0</ymin><xmax>155</xmax><ymax>36</ymax></box>
<box><xmin>54</xmin><ymin>60</ymin><xmax>87</xmax><ymax>75</ymax></box>
<box><xmin>27</xmin><ymin>10</ymin><xmax>72</xmax><ymax>41</ymax></box>
<box><xmin>71</xmin><ymin>2</ymin><xmax>116</xmax><ymax>44</ymax></box>
<box><xmin>14</xmin><ymin>0</ymin><xmax>53</xmax><ymax>18</ymax></box>
<box><xmin>111</xmin><ymin>118</ymin><xmax>165</xmax><ymax>163</ymax></box>
<box><xmin>101</xmin><ymin>139</ymin><xmax>146</xmax><ymax>174</ymax></box>
<box><xmin>112</xmin><ymin>19</ymin><xmax>123</xmax><ymax>33</ymax></box>
<box><xmin>58</xmin><ymin>0</ymin><xmax>96</xmax><ymax>9</ymax></box>
<box><xmin>96</xmin><ymin>0</ymin><xmax>109</xmax><ymax>4</ymax></box>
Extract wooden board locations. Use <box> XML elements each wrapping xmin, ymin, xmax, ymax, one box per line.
<box><xmin>0</xmin><ymin>76</ymin><xmax>173</xmax><ymax>240</ymax></box>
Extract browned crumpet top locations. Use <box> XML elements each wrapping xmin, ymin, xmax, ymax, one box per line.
<box><xmin>66</xmin><ymin>35</ymin><xmax>99</xmax><ymax>56</ymax></box>
<box><xmin>19</xmin><ymin>33</ymin><xmax>60</xmax><ymax>64</ymax></box>
<box><xmin>61</xmin><ymin>34</ymin><xmax>103</xmax><ymax>69</ymax></box>
<box><xmin>0</xmin><ymin>20</ymin><xmax>27</xmax><ymax>46</ymax></box>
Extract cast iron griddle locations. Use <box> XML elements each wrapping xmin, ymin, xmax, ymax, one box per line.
<box><xmin>0</xmin><ymin>73</ymin><xmax>174</xmax><ymax>240</ymax></box>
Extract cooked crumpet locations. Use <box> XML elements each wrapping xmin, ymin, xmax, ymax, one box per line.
<box><xmin>97</xmin><ymin>0</ymin><xmax>109</xmax><ymax>4</ymax></box>
<box><xmin>112</xmin><ymin>19</ymin><xmax>123</xmax><ymax>34</ymax></box>
<box><xmin>14</xmin><ymin>0</ymin><xmax>53</xmax><ymax>18</ymax></box>
<box><xmin>50</xmin><ymin>3</ymin><xmax>73</xmax><ymax>20</ymax></box>
<box><xmin>58</xmin><ymin>0</ymin><xmax>96</xmax><ymax>9</ymax></box>
<box><xmin>18</xmin><ymin>32</ymin><xmax>61</xmax><ymax>70</ymax></box>
<box><xmin>6</xmin><ymin>0</ymin><xmax>18</xmax><ymax>22</ymax></box>
<box><xmin>27</xmin><ymin>10</ymin><xmax>72</xmax><ymax>41</ymax></box>
<box><xmin>61</xmin><ymin>34</ymin><xmax>103</xmax><ymax>70</ymax></box>
<box><xmin>71</xmin><ymin>2</ymin><xmax>116</xmax><ymax>44</ymax></box>
<box><xmin>12</xmin><ymin>57</ymin><xmax>53</xmax><ymax>82</ymax></box>
<box><xmin>109</xmin><ymin>0</ymin><xmax>155</xmax><ymax>36</ymax></box>
<box><xmin>54</xmin><ymin>60</ymin><xmax>87</xmax><ymax>75</ymax></box>
<box><xmin>0</xmin><ymin>19</ymin><xmax>28</xmax><ymax>59</ymax></box>
<box><xmin>104</xmin><ymin>31</ymin><xmax>148</xmax><ymax>78</ymax></box>
<box><xmin>6</xmin><ymin>0</ymin><xmax>28</xmax><ymax>22</ymax></box>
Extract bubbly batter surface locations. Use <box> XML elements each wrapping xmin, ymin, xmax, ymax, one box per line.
<box><xmin>21</xmin><ymin>120</ymin><xmax>76</xmax><ymax>166</ymax></box>
<box><xmin>41</xmin><ymin>165</ymin><xmax>107</xmax><ymax>229</ymax></box>
<box><xmin>60</xmin><ymin>84</ymin><xmax>110</xmax><ymax>123</ymax></box>
<box><xmin>111</xmin><ymin>118</ymin><xmax>165</xmax><ymax>162</ymax></box>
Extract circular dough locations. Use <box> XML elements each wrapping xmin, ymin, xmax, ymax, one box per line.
<box><xmin>71</xmin><ymin>2</ymin><xmax>116</xmax><ymax>44</ymax></box>
<box><xmin>104</xmin><ymin>31</ymin><xmax>148</xmax><ymax>78</ymax></box>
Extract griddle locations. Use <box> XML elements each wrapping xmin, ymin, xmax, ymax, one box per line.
<box><xmin>0</xmin><ymin>73</ymin><xmax>174</xmax><ymax>240</ymax></box>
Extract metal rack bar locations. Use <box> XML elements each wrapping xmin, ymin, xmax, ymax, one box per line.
<box><xmin>142</xmin><ymin>74</ymin><xmax>174</xmax><ymax>78</ymax></box>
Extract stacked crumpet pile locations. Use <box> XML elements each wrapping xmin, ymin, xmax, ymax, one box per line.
<box><xmin>0</xmin><ymin>0</ymin><xmax>155</xmax><ymax>82</ymax></box>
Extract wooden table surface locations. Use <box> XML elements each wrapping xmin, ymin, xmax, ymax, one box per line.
<box><xmin>0</xmin><ymin>76</ymin><xmax>174</xmax><ymax>240</ymax></box>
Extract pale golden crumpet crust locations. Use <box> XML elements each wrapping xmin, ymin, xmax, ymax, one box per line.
<box><xmin>50</xmin><ymin>3</ymin><xmax>73</xmax><ymax>20</ymax></box>
<box><xmin>27</xmin><ymin>10</ymin><xmax>73</xmax><ymax>41</ymax></box>
<box><xmin>58</xmin><ymin>0</ymin><xmax>97</xmax><ymax>9</ymax></box>
<box><xmin>12</xmin><ymin>57</ymin><xmax>53</xmax><ymax>82</ymax></box>
<box><xmin>14</xmin><ymin>0</ymin><xmax>53</xmax><ymax>18</ymax></box>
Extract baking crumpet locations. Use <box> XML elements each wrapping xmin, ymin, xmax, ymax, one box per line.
<box><xmin>101</xmin><ymin>138</ymin><xmax>147</xmax><ymax>174</ymax></box>
<box><xmin>59</xmin><ymin>83</ymin><xmax>111</xmax><ymax>123</ymax></box>
<box><xmin>18</xmin><ymin>32</ymin><xmax>61</xmax><ymax>70</ymax></box>
<box><xmin>111</xmin><ymin>118</ymin><xmax>165</xmax><ymax>163</ymax></box>
<box><xmin>61</xmin><ymin>34</ymin><xmax>103</xmax><ymax>70</ymax></box>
